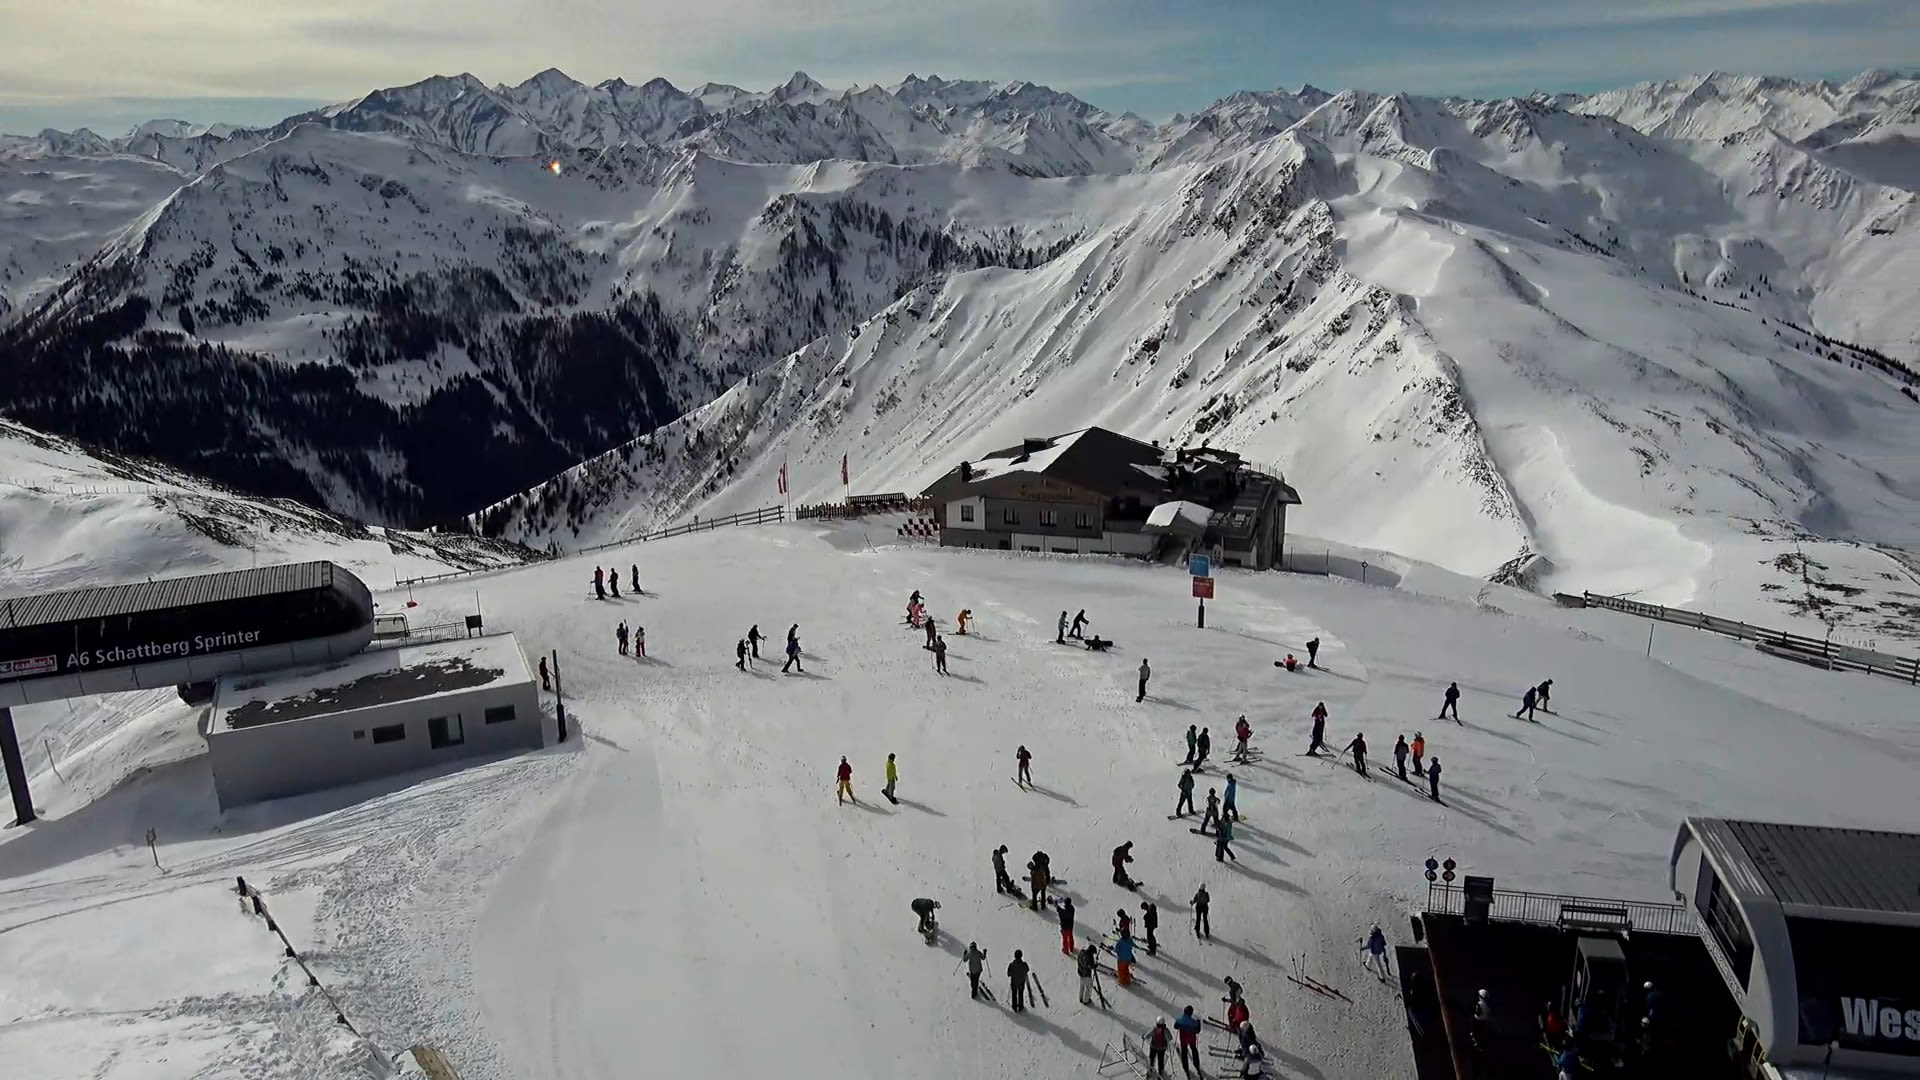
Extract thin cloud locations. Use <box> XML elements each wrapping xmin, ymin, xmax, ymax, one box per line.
<box><xmin>1399</xmin><ymin>0</ymin><xmax>1874</xmax><ymax>29</ymax></box>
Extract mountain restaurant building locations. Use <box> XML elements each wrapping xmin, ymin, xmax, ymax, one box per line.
<box><xmin>1670</xmin><ymin>817</ymin><xmax>1920</xmax><ymax>1077</ymax></box>
<box><xmin>919</xmin><ymin>427</ymin><xmax>1301</xmax><ymax>569</ymax></box>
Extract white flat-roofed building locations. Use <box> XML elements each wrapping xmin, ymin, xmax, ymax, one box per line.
<box><xmin>205</xmin><ymin>632</ymin><xmax>545</xmax><ymax>809</ymax></box>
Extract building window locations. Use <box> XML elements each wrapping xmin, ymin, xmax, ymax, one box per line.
<box><xmin>959</xmin><ymin>504</ymin><xmax>975</xmax><ymax>523</ymax></box>
<box><xmin>1039</xmin><ymin>509</ymin><xmax>1058</xmax><ymax>527</ymax></box>
<box><xmin>429</xmin><ymin>715</ymin><xmax>465</xmax><ymax>748</ymax></box>
<box><xmin>1002</xmin><ymin>507</ymin><xmax>1020</xmax><ymax>525</ymax></box>
<box><xmin>370</xmin><ymin>724</ymin><xmax>406</xmax><ymax>744</ymax></box>
<box><xmin>1074</xmin><ymin>511</ymin><xmax>1093</xmax><ymax>529</ymax></box>
<box><xmin>1696</xmin><ymin>866</ymin><xmax>1754</xmax><ymax>989</ymax></box>
<box><xmin>484</xmin><ymin>705</ymin><xmax>517</xmax><ymax>725</ymax></box>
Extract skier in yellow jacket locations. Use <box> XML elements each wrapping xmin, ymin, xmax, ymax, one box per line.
<box><xmin>884</xmin><ymin>753</ymin><xmax>900</xmax><ymax>804</ymax></box>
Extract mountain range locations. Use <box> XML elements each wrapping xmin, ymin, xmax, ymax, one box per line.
<box><xmin>2</xmin><ymin>67</ymin><xmax>1918</xmax><ymax>628</ymax></box>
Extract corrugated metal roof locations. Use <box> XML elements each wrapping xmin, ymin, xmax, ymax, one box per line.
<box><xmin>1720</xmin><ymin>819</ymin><xmax>1920</xmax><ymax>915</ymax></box>
<box><xmin>0</xmin><ymin>562</ymin><xmax>340</xmax><ymax>630</ymax></box>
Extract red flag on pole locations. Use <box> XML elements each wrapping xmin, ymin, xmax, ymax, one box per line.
<box><xmin>778</xmin><ymin>461</ymin><xmax>788</xmax><ymax>495</ymax></box>
<box><xmin>840</xmin><ymin>453</ymin><xmax>849</xmax><ymax>486</ymax></box>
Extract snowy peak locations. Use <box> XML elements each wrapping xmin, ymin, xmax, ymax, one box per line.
<box><xmin>770</xmin><ymin>71</ymin><xmax>832</xmax><ymax>105</ymax></box>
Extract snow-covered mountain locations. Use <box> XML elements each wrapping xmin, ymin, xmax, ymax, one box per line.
<box><xmin>3</xmin><ymin>68</ymin><xmax>1918</xmax><ymax>626</ymax></box>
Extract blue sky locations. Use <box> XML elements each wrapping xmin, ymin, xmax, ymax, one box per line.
<box><xmin>1</xmin><ymin>0</ymin><xmax>1914</xmax><ymax>134</ymax></box>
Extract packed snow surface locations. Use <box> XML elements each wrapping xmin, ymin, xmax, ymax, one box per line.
<box><xmin>3</xmin><ymin>522</ymin><xmax>1916</xmax><ymax>1078</ymax></box>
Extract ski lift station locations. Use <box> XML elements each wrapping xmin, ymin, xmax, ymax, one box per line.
<box><xmin>205</xmin><ymin>633</ymin><xmax>544</xmax><ymax>809</ymax></box>
<box><xmin>0</xmin><ymin>561</ymin><xmax>544</xmax><ymax>821</ymax></box>
<box><xmin>1670</xmin><ymin>817</ymin><xmax>1920</xmax><ymax>1078</ymax></box>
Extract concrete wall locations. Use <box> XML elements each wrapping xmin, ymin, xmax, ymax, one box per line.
<box><xmin>206</xmin><ymin>678</ymin><xmax>543</xmax><ymax>809</ymax></box>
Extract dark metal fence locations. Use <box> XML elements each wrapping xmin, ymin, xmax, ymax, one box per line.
<box><xmin>397</xmin><ymin>505</ymin><xmax>786</xmax><ymax>587</ymax></box>
<box><xmin>1425</xmin><ymin>882</ymin><xmax>1698</xmax><ymax>937</ymax></box>
<box><xmin>794</xmin><ymin>494</ymin><xmax>932</xmax><ymax>521</ymax></box>
<box><xmin>1580</xmin><ymin>591</ymin><xmax>1920</xmax><ymax>685</ymax></box>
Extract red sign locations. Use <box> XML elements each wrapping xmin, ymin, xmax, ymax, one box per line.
<box><xmin>0</xmin><ymin>654</ymin><xmax>57</xmax><ymax>679</ymax></box>
<box><xmin>1192</xmin><ymin>576</ymin><xmax>1215</xmax><ymax>599</ymax></box>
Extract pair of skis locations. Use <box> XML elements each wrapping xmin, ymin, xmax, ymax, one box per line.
<box><xmin>1286</xmin><ymin>955</ymin><xmax>1352</xmax><ymax>1003</ymax></box>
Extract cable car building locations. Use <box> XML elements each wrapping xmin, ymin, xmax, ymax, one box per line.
<box><xmin>0</xmin><ymin>562</ymin><xmax>375</xmax><ymax>707</ymax></box>
<box><xmin>1670</xmin><ymin>817</ymin><xmax>1920</xmax><ymax>1077</ymax></box>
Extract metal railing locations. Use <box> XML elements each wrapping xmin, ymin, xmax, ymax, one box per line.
<box><xmin>1425</xmin><ymin>882</ymin><xmax>1698</xmax><ymax>937</ymax></box>
<box><xmin>397</xmin><ymin>505</ymin><xmax>786</xmax><ymax>587</ymax></box>
<box><xmin>1581</xmin><ymin>592</ymin><xmax>1920</xmax><ymax>685</ymax></box>
<box><xmin>794</xmin><ymin>494</ymin><xmax>932</xmax><ymax>521</ymax></box>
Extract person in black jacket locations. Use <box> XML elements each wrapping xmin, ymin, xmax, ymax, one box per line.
<box><xmin>1306</xmin><ymin>636</ymin><xmax>1320</xmax><ymax>668</ymax></box>
<box><xmin>1344</xmin><ymin>733</ymin><xmax>1369</xmax><ymax>776</ymax></box>
<box><xmin>1008</xmin><ymin>950</ymin><xmax>1031</xmax><ymax>1012</ymax></box>
<box><xmin>747</xmin><ymin>624</ymin><xmax>763</xmax><ymax>659</ymax></box>
<box><xmin>1192</xmin><ymin>884</ymin><xmax>1212</xmax><ymax>939</ymax></box>
<box><xmin>1112</xmin><ymin>841</ymin><xmax>1137</xmax><ymax>888</ymax></box>
<box><xmin>1055</xmin><ymin>895</ymin><xmax>1077</xmax><ymax>955</ymax></box>
<box><xmin>735</xmin><ymin>638</ymin><xmax>749</xmax><ymax>670</ymax></box>
<box><xmin>1140</xmin><ymin>900</ymin><xmax>1160</xmax><ymax>956</ymax></box>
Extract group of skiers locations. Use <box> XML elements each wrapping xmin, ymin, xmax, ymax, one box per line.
<box><xmin>1303</xmin><ymin>700</ymin><xmax>1445</xmax><ymax>801</ymax></box>
<box><xmin>736</xmin><ymin>623</ymin><xmax>806</xmax><ymax>673</ymax></box>
<box><xmin>590</xmin><ymin>563</ymin><xmax>641</xmax><ymax>600</ymax></box>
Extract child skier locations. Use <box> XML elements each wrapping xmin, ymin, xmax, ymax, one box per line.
<box><xmin>1363</xmin><ymin>925</ymin><xmax>1391</xmax><ymax>980</ymax></box>
<box><xmin>835</xmin><ymin>756</ymin><xmax>853</xmax><ymax>803</ymax></box>
<box><xmin>736</xmin><ymin>638</ymin><xmax>748</xmax><ymax>670</ymax></box>
<box><xmin>1056</xmin><ymin>895</ymin><xmax>1076</xmax><ymax>954</ymax></box>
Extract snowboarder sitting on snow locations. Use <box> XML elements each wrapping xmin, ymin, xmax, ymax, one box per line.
<box><xmin>1085</xmin><ymin>635</ymin><xmax>1113</xmax><ymax>651</ymax></box>
<box><xmin>911</xmin><ymin>897</ymin><xmax>940</xmax><ymax>937</ymax></box>
<box><xmin>1071</xmin><ymin>609</ymin><xmax>1089</xmax><ymax>639</ymax></box>
<box><xmin>1112</xmin><ymin>841</ymin><xmax>1137</xmax><ymax>888</ymax></box>
<box><xmin>1281</xmin><ymin>653</ymin><xmax>1298</xmax><ymax>671</ymax></box>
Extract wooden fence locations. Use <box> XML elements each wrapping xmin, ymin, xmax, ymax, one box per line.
<box><xmin>398</xmin><ymin>506</ymin><xmax>786</xmax><ymax>587</ymax></box>
<box><xmin>1577</xmin><ymin>591</ymin><xmax>1919</xmax><ymax>685</ymax></box>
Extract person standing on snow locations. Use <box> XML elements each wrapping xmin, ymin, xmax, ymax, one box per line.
<box><xmin>1427</xmin><ymin>756</ymin><xmax>1443</xmax><ymax>802</ymax></box>
<box><xmin>1148</xmin><ymin>1018</ymin><xmax>1172</xmax><ymax>1074</ymax></box>
<box><xmin>1116</xmin><ymin>908</ymin><xmax>1134</xmax><ymax>941</ymax></box>
<box><xmin>538</xmin><ymin>655</ymin><xmax>551</xmax><ymax>692</ymax></box>
<box><xmin>1175</xmin><ymin>769</ymin><xmax>1197</xmax><ymax>817</ymax></box>
<box><xmin>736</xmin><ymin>638</ymin><xmax>749</xmax><ymax>670</ymax></box>
<box><xmin>1363</xmin><ymin>925</ymin><xmax>1392</xmax><ymax>980</ymax></box>
<box><xmin>1140</xmin><ymin>901</ymin><xmax>1160</xmax><ymax>956</ymax></box>
<box><xmin>1055</xmin><ymin>895</ymin><xmax>1077</xmax><ymax>954</ymax></box>
<box><xmin>1113</xmin><ymin>930</ymin><xmax>1137</xmax><ymax>987</ymax></box>
<box><xmin>1137</xmin><ymin>659</ymin><xmax>1152</xmax><ymax>703</ymax></box>
<box><xmin>1215</xmin><ymin>815</ymin><xmax>1238</xmax><ymax>863</ymax></box>
<box><xmin>835</xmin><ymin>756</ymin><xmax>854</xmax><ymax>804</ymax></box>
<box><xmin>634</xmin><ymin>625</ymin><xmax>645</xmax><ymax>658</ymax></box>
<box><xmin>925</xmin><ymin>613</ymin><xmax>939</xmax><ymax>648</ymax></box>
<box><xmin>630</xmin><ymin>564</ymin><xmax>640</xmax><ymax>595</ymax></box>
<box><xmin>1077</xmin><ymin>943</ymin><xmax>1099</xmax><ymax>1004</ymax></box>
<box><xmin>747</xmin><ymin>624</ymin><xmax>763</xmax><ymax>659</ymax></box>
<box><xmin>1411</xmin><ymin>731</ymin><xmax>1427</xmax><ymax>775</ymax></box>
<box><xmin>1112</xmin><ymin>841</ymin><xmax>1137</xmax><ymax>889</ymax></box>
<box><xmin>1440</xmin><ymin>682</ymin><xmax>1461</xmax><ymax>722</ymax></box>
<box><xmin>883</xmin><ymin>753</ymin><xmax>899</xmax><ymax>803</ymax></box>
<box><xmin>593</xmin><ymin>566</ymin><xmax>605</xmax><ymax>599</ymax></box>
<box><xmin>1183</xmin><ymin>724</ymin><xmax>1199</xmax><ymax>766</ymax></box>
<box><xmin>1515</xmin><ymin>684</ymin><xmax>1538</xmax><ymax>722</ymax></box>
<box><xmin>616</xmin><ymin>621</ymin><xmax>629</xmax><ymax>656</ymax></box>
<box><xmin>1306</xmin><ymin>636</ymin><xmax>1320</xmax><ymax>668</ymax></box>
<box><xmin>1537</xmin><ymin>678</ymin><xmax>1553</xmax><ymax>711</ymax></box>
<box><xmin>1174</xmin><ymin>1007</ymin><xmax>1203</xmax><ymax>1077</ymax></box>
<box><xmin>1196</xmin><ymin>728</ymin><xmax>1211</xmax><ymax>769</ymax></box>
<box><xmin>993</xmin><ymin>845</ymin><xmax>1020</xmax><ymax>897</ymax></box>
<box><xmin>1008</xmin><ymin>950</ymin><xmax>1031</xmax><ymax>1013</ymax></box>
<box><xmin>1191</xmin><ymin>885</ymin><xmax>1212</xmax><ymax>939</ymax></box>
<box><xmin>1028</xmin><ymin>854</ymin><xmax>1052</xmax><ymax>910</ymax></box>
<box><xmin>956</xmin><ymin>609</ymin><xmax>971</xmax><ymax>635</ymax></box>
<box><xmin>964</xmin><ymin>942</ymin><xmax>987</xmax><ymax>999</ymax></box>
<box><xmin>608</xmin><ymin>567</ymin><xmax>620</xmax><ymax>598</ymax></box>
<box><xmin>933</xmin><ymin>635</ymin><xmax>948</xmax><ymax>675</ymax></box>
<box><xmin>1233</xmin><ymin>715</ymin><xmax>1253</xmax><ymax>762</ymax></box>
<box><xmin>1394</xmin><ymin>735</ymin><xmax>1410</xmax><ymax>781</ymax></box>
<box><xmin>1016</xmin><ymin>745</ymin><xmax>1032</xmax><ymax>787</ymax></box>
<box><xmin>783</xmin><ymin>628</ymin><xmax>804</xmax><ymax>674</ymax></box>
<box><xmin>1308</xmin><ymin>702</ymin><xmax>1329</xmax><ymax>754</ymax></box>
<box><xmin>1071</xmin><ymin>609</ymin><xmax>1089</xmax><ymax>639</ymax></box>
<box><xmin>1344</xmin><ymin>732</ymin><xmax>1369</xmax><ymax>776</ymax></box>
<box><xmin>1057</xmin><ymin>611</ymin><xmax>1069</xmax><ymax>644</ymax></box>
<box><xmin>1199</xmin><ymin>788</ymin><xmax>1220</xmax><ymax>835</ymax></box>
<box><xmin>1222</xmin><ymin>774</ymin><xmax>1239</xmax><ymax>823</ymax></box>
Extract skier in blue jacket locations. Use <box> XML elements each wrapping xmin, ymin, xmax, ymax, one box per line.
<box><xmin>1113</xmin><ymin>932</ymin><xmax>1137</xmax><ymax>987</ymax></box>
<box><xmin>1174</xmin><ymin>1007</ymin><xmax>1204</xmax><ymax>1076</ymax></box>
<box><xmin>1222</xmin><ymin>774</ymin><xmax>1239</xmax><ymax>822</ymax></box>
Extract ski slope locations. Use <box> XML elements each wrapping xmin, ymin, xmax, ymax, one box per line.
<box><xmin>4</xmin><ymin>522</ymin><xmax>1917</xmax><ymax>1079</ymax></box>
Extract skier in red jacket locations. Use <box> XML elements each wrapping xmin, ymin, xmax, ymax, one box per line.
<box><xmin>836</xmin><ymin>757</ymin><xmax>854</xmax><ymax>804</ymax></box>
